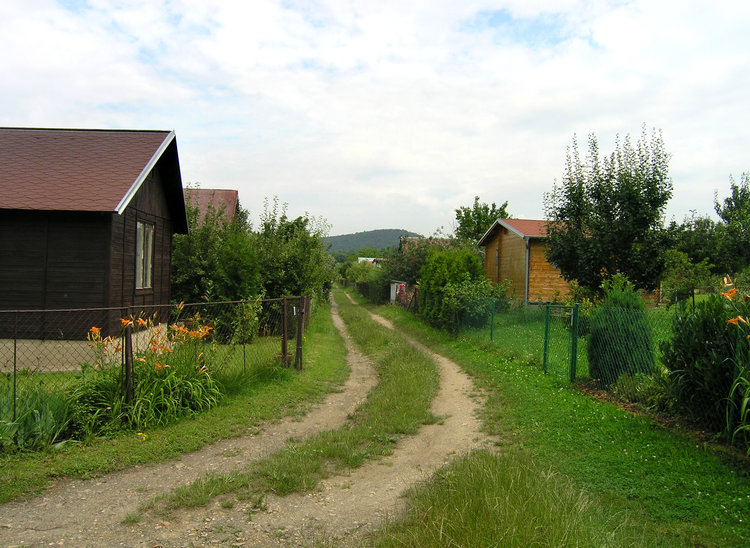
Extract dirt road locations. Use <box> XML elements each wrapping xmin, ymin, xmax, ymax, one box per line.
<box><xmin>1</xmin><ymin>296</ymin><xmax>493</xmax><ymax>547</ymax></box>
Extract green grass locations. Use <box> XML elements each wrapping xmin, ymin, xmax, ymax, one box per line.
<box><xmin>0</xmin><ymin>300</ymin><xmax>349</xmax><ymax>504</ymax></box>
<box><xmin>144</xmin><ymin>288</ymin><xmax>440</xmax><ymax>514</ymax></box>
<box><xmin>373</xmin><ymin>449</ymin><xmax>650</xmax><ymax>547</ymax></box>
<box><xmin>369</xmin><ymin>302</ymin><xmax>750</xmax><ymax>547</ymax></box>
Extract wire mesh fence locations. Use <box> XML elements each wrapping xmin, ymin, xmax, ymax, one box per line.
<box><xmin>0</xmin><ymin>296</ymin><xmax>311</xmax><ymax>434</ymax></box>
<box><xmin>360</xmin><ymin>283</ymin><xmax>746</xmax><ymax>450</ymax></box>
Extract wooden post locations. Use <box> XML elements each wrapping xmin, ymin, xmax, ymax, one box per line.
<box><xmin>123</xmin><ymin>321</ymin><xmax>134</xmax><ymax>404</ymax></box>
<box><xmin>295</xmin><ymin>297</ymin><xmax>305</xmax><ymax>370</ymax></box>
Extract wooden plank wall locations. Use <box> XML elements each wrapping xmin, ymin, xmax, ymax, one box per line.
<box><xmin>499</xmin><ymin>229</ymin><xmax>527</xmax><ymax>299</ymax></box>
<box><xmin>482</xmin><ymin>228</ymin><xmax>570</xmax><ymax>303</ymax></box>
<box><xmin>527</xmin><ymin>241</ymin><xmax>570</xmax><ymax>302</ymax></box>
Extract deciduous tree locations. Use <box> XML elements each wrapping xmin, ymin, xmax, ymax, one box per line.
<box><xmin>544</xmin><ymin>127</ymin><xmax>672</xmax><ymax>293</ymax></box>
<box><xmin>454</xmin><ymin>196</ymin><xmax>509</xmax><ymax>242</ymax></box>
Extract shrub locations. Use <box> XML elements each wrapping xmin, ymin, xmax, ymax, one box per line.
<box><xmin>587</xmin><ymin>276</ymin><xmax>654</xmax><ymax>386</ymax></box>
<box><xmin>0</xmin><ymin>378</ymin><xmax>72</xmax><ymax>450</ymax></box>
<box><xmin>418</xmin><ymin>246</ymin><xmax>484</xmax><ymax>331</ymax></box>
<box><xmin>660</xmin><ymin>293</ymin><xmax>746</xmax><ymax>432</ymax></box>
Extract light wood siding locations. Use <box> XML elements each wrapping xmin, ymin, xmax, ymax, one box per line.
<box><xmin>481</xmin><ymin>227</ymin><xmax>570</xmax><ymax>303</ymax></box>
<box><xmin>484</xmin><ymin>237</ymin><xmax>500</xmax><ymax>283</ymax></box>
<box><xmin>499</xmin><ymin>228</ymin><xmax>527</xmax><ymax>299</ymax></box>
<box><xmin>527</xmin><ymin>240</ymin><xmax>570</xmax><ymax>302</ymax></box>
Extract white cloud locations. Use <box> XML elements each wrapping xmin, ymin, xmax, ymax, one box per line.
<box><xmin>1</xmin><ymin>0</ymin><xmax>749</xmax><ymax>234</ymax></box>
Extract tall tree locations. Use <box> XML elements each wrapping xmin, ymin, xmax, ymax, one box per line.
<box><xmin>715</xmin><ymin>172</ymin><xmax>750</xmax><ymax>273</ymax></box>
<box><xmin>454</xmin><ymin>196</ymin><xmax>509</xmax><ymax>242</ymax></box>
<box><xmin>544</xmin><ymin>127</ymin><xmax>672</xmax><ymax>293</ymax></box>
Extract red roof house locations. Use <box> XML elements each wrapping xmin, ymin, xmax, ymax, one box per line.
<box><xmin>184</xmin><ymin>188</ymin><xmax>240</xmax><ymax>225</ymax></box>
<box><xmin>0</xmin><ymin>127</ymin><xmax>188</xmax><ymax>337</ymax></box>
<box><xmin>478</xmin><ymin>218</ymin><xmax>569</xmax><ymax>303</ymax></box>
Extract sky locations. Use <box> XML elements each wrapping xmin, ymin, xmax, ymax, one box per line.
<box><xmin>2</xmin><ymin>1</ymin><xmax>749</xmax><ymax>236</ymax></box>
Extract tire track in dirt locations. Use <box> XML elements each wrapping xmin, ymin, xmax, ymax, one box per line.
<box><xmin>0</xmin><ymin>297</ymin><xmax>377</xmax><ymax>547</ymax></box>
<box><xmin>161</xmin><ymin>294</ymin><xmax>495</xmax><ymax>547</ymax></box>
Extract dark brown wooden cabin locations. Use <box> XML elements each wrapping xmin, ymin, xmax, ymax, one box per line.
<box><xmin>0</xmin><ymin>128</ymin><xmax>188</xmax><ymax>339</ymax></box>
<box><xmin>478</xmin><ymin>218</ymin><xmax>570</xmax><ymax>304</ymax></box>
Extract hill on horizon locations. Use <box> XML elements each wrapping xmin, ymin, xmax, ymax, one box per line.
<box><xmin>325</xmin><ymin>229</ymin><xmax>422</xmax><ymax>253</ymax></box>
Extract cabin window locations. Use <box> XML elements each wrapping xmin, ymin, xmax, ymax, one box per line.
<box><xmin>136</xmin><ymin>221</ymin><xmax>154</xmax><ymax>289</ymax></box>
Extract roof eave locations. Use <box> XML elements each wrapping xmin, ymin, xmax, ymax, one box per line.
<box><xmin>477</xmin><ymin>219</ymin><xmax>501</xmax><ymax>247</ymax></box>
<box><xmin>114</xmin><ymin>130</ymin><xmax>176</xmax><ymax>214</ymax></box>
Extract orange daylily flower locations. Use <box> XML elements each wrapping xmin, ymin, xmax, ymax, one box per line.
<box><xmin>721</xmin><ymin>288</ymin><xmax>739</xmax><ymax>299</ymax></box>
<box><xmin>727</xmin><ymin>316</ymin><xmax>747</xmax><ymax>326</ymax></box>
<box><xmin>120</xmin><ymin>318</ymin><xmax>133</xmax><ymax>327</ymax></box>
<box><xmin>154</xmin><ymin>363</ymin><xmax>171</xmax><ymax>371</ymax></box>
<box><xmin>136</xmin><ymin>317</ymin><xmax>148</xmax><ymax>327</ymax></box>
<box><xmin>89</xmin><ymin>326</ymin><xmax>101</xmax><ymax>334</ymax></box>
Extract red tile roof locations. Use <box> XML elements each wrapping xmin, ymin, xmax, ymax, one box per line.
<box><xmin>477</xmin><ymin>218</ymin><xmax>550</xmax><ymax>247</ymax></box>
<box><xmin>0</xmin><ymin>128</ymin><xmax>175</xmax><ymax>212</ymax></box>
<box><xmin>500</xmin><ymin>218</ymin><xmax>549</xmax><ymax>238</ymax></box>
<box><xmin>185</xmin><ymin>188</ymin><xmax>239</xmax><ymax>224</ymax></box>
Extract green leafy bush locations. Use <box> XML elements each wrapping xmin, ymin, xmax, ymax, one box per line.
<box><xmin>587</xmin><ymin>277</ymin><xmax>654</xmax><ymax>386</ymax></box>
<box><xmin>0</xmin><ymin>379</ymin><xmax>72</xmax><ymax>450</ymax></box>
<box><xmin>418</xmin><ymin>246</ymin><xmax>484</xmax><ymax>331</ymax></box>
<box><xmin>660</xmin><ymin>293</ymin><xmax>745</xmax><ymax>432</ymax></box>
<box><xmin>443</xmin><ymin>278</ymin><xmax>513</xmax><ymax>331</ymax></box>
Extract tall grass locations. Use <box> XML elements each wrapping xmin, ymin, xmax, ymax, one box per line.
<box><xmin>0</xmin><ymin>378</ymin><xmax>72</xmax><ymax>450</ymax></box>
<box><xmin>375</xmin><ymin>450</ymin><xmax>648</xmax><ymax>548</ymax></box>
<box><xmin>372</xmin><ymin>302</ymin><xmax>750</xmax><ymax>547</ymax></box>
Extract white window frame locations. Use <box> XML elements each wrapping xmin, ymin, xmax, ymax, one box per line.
<box><xmin>136</xmin><ymin>221</ymin><xmax>155</xmax><ymax>289</ymax></box>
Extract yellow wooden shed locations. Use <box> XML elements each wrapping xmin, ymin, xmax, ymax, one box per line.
<box><xmin>478</xmin><ymin>218</ymin><xmax>570</xmax><ymax>303</ymax></box>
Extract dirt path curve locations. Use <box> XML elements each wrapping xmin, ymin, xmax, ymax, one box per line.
<box><xmin>0</xmin><ymin>295</ymin><xmax>494</xmax><ymax>547</ymax></box>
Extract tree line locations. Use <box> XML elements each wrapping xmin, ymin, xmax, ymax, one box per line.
<box><xmin>171</xmin><ymin>195</ymin><xmax>335</xmax><ymax>304</ymax></box>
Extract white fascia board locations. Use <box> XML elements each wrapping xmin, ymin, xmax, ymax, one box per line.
<box><xmin>477</xmin><ymin>219</ymin><xmax>501</xmax><ymax>247</ymax></box>
<box><xmin>115</xmin><ymin>130</ymin><xmax>176</xmax><ymax>214</ymax></box>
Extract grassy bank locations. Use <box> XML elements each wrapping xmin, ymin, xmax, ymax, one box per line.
<box><xmin>369</xmin><ymin>302</ymin><xmax>750</xmax><ymax>547</ymax></box>
<box><xmin>0</xmin><ymin>300</ymin><xmax>348</xmax><ymax>504</ymax></box>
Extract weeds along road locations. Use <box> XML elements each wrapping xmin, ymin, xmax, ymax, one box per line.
<box><xmin>0</xmin><ymin>293</ymin><xmax>494</xmax><ymax>547</ymax></box>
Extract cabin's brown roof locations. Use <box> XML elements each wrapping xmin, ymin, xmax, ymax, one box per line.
<box><xmin>185</xmin><ymin>188</ymin><xmax>239</xmax><ymax>224</ymax></box>
<box><xmin>0</xmin><ymin>128</ymin><xmax>175</xmax><ymax>212</ymax></box>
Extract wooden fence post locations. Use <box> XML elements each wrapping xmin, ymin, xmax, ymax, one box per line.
<box><xmin>123</xmin><ymin>309</ymin><xmax>134</xmax><ymax>403</ymax></box>
<box><xmin>295</xmin><ymin>296</ymin><xmax>305</xmax><ymax>370</ymax></box>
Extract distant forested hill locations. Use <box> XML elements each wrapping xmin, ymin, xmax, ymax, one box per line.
<box><xmin>325</xmin><ymin>229</ymin><xmax>422</xmax><ymax>253</ymax></box>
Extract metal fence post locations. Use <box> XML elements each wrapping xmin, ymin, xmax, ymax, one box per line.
<box><xmin>281</xmin><ymin>297</ymin><xmax>288</xmax><ymax>366</ymax></box>
<box><xmin>13</xmin><ymin>310</ymin><xmax>18</xmax><ymax>423</ymax></box>
<box><xmin>570</xmin><ymin>304</ymin><xmax>580</xmax><ymax>383</ymax></box>
<box><xmin>543</xmin><ymin>304</ymin><xmax>550</xmax><ymax>374</ymax></box>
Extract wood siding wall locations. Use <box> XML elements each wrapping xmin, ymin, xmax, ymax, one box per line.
<box><xmin>527</xmin><ymin>241</ymin><xmax>570</xmax><ymax>302</ymax></box>
<box><xmin>482</xmin><ymin>227</ymin><xmax>569</xmax><ymax>303</ymax></box>
<box><xmin>1</xmin><ymin>164</ymin><xmax>178</xmax><ymax>338</ymax></box>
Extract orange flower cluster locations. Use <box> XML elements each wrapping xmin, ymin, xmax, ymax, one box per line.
<box><xmin>87</xmin><ymin>326</ymin><xmax>122</xmax><ymax>369</ymax></box>
<box><xmin>723</xmin><ymin>276</ymin><xmax>750</xmax><ymax>339</ymax></box>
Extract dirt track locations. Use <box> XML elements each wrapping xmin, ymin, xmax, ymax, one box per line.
<box><xmin>0</xmin><ymin>296</ymin><xmax>493</xmax><ymax>547</ymax></box>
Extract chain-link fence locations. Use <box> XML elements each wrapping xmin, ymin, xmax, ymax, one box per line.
<box><xmin>0</xmin><ymin>296</ymin><xmax>311</xmax><ymax>436</ymax></box>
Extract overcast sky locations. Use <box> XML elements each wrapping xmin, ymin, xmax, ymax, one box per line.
<box><xmin>2</xmin><ymin>1</ymin><xmax>748</xmax><ymax>236</ymax></box>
